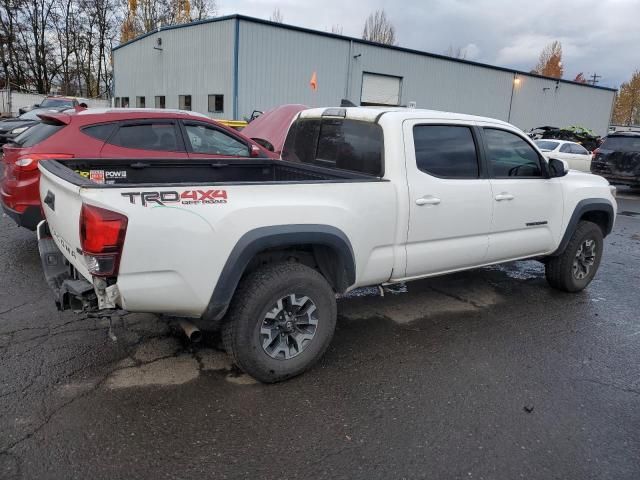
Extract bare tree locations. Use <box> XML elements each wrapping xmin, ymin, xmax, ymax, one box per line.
<box><xmin>190</xmin><ymin>0</ymin><xmax>216</xmax><ymax>21</ymax></box>
<box><xmin>330</xmin><ymin>24</ymin><xmax>342</xmax><ymax>35</ymax></box>
<box><xmin>362</xmin><ymin>9</ymin><xmax>396</xmax><ymax>45</ymax></box>
<box><xmin>269</xmin><ymin>7</ymin><xmax>282</xmax><ymax>23</ymax></box>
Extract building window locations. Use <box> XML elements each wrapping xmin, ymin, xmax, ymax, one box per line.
<box><xmin>155</xmin><ymin>96</ymin><xmax>166</xmax><ymax>109</ymax></box>
<box><xmin>121</xmin><ymin>97</ymin><xmax>130</xmax><ymax>108</ymax></box>
<box><xmin>208</xmin><ymin>94</ymin><xmax>224</xmax><ymax>113</ymax></box>
<box><xmin>136</xmin><ymin>96</ymin><xmax>145</xmax><ymax>108</ymax></box>
<box><xmin>179</xmin><ymin>95</ymin><xmax>191</xmax><ymax>111</ymax></box>
<box><xmin>114</xmin><ymin>97</ymin><xmax>121</xmax><ymax>107</ymax></box>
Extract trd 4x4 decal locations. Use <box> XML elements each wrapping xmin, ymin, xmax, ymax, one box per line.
<box><xmin>122</xmin><ymin>190</ymin><xmax>228</xmax><ymax>207</ymax></box>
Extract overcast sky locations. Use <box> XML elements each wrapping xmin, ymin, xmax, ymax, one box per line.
<box><xmin>220</xmin><ymin>0</ymin><xmax>640</xmax><ymax>88</ymax></box>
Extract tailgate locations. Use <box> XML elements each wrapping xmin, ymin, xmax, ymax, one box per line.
<box><xmin>38</xmin><ymin>162</ymin><xmax>91</xmax><ymax>280</ymax></box>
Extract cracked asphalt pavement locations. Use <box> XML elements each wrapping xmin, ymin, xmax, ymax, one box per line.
<box><xmin>1</xmin><ymin>191</ymin><xmax>639</xmax><ymax>480</ymax></box>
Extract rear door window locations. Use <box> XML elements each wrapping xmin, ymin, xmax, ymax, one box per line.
<box><xmin>413</xmin><ymin>125</ymin><xmax>479</xmax><ymax>178</ymax></box>
<box><xmin>13</xmin><ymin>121</ymin><xmax>65</xmax><ymax>147</ymax></box>
<box><xmin>569</xmin><ymin>143</ymin><xmax>589</xmax><ymax>155</ymax></box>
<box><xmin>183</xmin><ymin>123</ymin><xmax>250</xmax><ymax>156</ymax></box>
<box><xmin>81</xmin><ymin>123</ymin><xmax>117</xmax><ymax>141</ymax></box>
<box><xmin>109</xmin><ymin>122</ymin><xmax>184</xmax><ymax>152</ymax></box>
<box><xmin>283</xmin><ymin>118</ymin><xmax>383</xmax><ymax>176</ymax></box>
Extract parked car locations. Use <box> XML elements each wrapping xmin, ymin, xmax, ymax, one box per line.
<box><xmin>36</xmin><ymin>106</ymin><xmax>616</xmax><ymax>383</ymax></box>
<box><xmin>242</xmin><ymin>104</ymin><xmax>308</xmax><ymax>154</ymax></box>
<box><xmin>534</xmin><ymin>139</ymin><xmax>592</xmax><ymax>172</ymax></box>
<box><xmin>0</xmin><ymin>107</ymin><xmax>70</xmax><ymax>145</ymax></box>
<box><xmin>591</xmin><ymin>132</ymin><xmax>640</xmax><ymax>188</ymax></box>
<box><xmin>1</xmin><ymin>108</ymin><xmax>275</xmax><ymax>230</ymax></box>
<box><xmin>18</xmin><ymin>96</ymin><xmax>83</xmax><ymax>115</ymax></box>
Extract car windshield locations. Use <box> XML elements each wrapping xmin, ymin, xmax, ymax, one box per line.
<box><xmin>535</xmin><ymin>140</ymin><xmax>559</xmax><ymax>151</ymax></box>
<box><xmin>601</xmin><ymin>136</ymin><xmax>640</xmax><ymax>152</ymax></box>
<box><xmin>40</xmin><ymin>98</ymin><xmax>73</xmax><ymax>108</ymax></box>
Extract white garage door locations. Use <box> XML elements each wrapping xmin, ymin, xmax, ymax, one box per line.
<box><xmin>361</xmin><ymin>73</ymin><xmax>402</xmax><ymax>106</ymax></box>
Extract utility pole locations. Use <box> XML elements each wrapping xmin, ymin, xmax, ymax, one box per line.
<box><xmin>589</xmin><ymin>73</ymin><xmax>601</xmax><ymax>86</ymax></box>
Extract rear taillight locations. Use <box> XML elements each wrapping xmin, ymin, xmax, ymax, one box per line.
<box><xmin>14</xmin><ymin>153</ymin><xmax>74</xmax><ymax>171</ymax></box>
<box><xmin>80</xmin><ymin>204</ymin><xmax>128</xmax><ymax>277</ymax></box>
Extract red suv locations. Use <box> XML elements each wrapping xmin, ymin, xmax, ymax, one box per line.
<box><xmin>1</xmin><ymin>108</ymin><xmax>274</xmax><ymax>230</ymax></box>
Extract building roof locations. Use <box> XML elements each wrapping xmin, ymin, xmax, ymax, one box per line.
<box><xmin>113</xmin><ymin>14</ymin><xmax>617</xmax><ymax>93</ymax></box>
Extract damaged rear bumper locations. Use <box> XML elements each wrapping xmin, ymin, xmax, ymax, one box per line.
<box><xmin>37</xmin><ymin>220</ymin><xmax>98</xmax><ymax>311</ymax></box>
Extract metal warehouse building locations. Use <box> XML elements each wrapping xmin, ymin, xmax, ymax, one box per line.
<box><xmin>113</xmin><ymin>14</ymin><xmax>616</xmax><ymax>135</ymax></box>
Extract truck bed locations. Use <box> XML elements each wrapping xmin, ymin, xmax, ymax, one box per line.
<box><xmin>40</xmin><ymin>158</ymin><xmax>382</xmax><ymax>187</ymax></box>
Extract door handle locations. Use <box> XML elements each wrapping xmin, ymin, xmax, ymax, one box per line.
<box><xmin>415</xmin><ymin>196</ymin><xmax>441</xmax><ymax>206</ymax></box>
<box><xmin>494</xmin><ymin>193</ymin><xmax>514</xmax><ymax>201</ymax></box>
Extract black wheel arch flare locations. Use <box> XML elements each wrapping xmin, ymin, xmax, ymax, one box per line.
<box><xmin>202</xmin><ymin>224</ymin><xmax>356</xmax><ymax>324</ymax></box>
<box><xmin>552</xmin><ymin>198</ymin><xmax>615</xmax><ymax>256</ymax></box>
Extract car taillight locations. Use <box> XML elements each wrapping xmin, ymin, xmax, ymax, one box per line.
<box><xmin>80</xmin><ymin>204</ymin><xmax>128</xmax><ymax>277</ymax></box>
<box><xmin>15</xmin><ymin>153</ymin><xmax>74</xmax><ymax>171</ymax></box>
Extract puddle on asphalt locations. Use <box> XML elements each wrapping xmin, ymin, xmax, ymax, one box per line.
<box><xmin>106</xmin><ymin>355</ymin><xmax>200</xmax><ymax>389</ymax></box>
<box><xmin>485</xmin><ymin>260</ymin><xmax>545</xmax><ymax>280</ymax></box>
<box><xmin>102</xmin><ymin>334</ymin><xmax>242</xmax><ymax>389</ymax></box>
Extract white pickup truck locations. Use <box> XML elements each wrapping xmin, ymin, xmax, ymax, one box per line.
<box><xmin>37</xmin><ymin>107</ymin><xmax>616</xmax><ymax>382</ymax></box>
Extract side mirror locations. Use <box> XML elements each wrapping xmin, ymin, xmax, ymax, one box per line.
<box><xmin>250</xmin><ymin>144</ymin><xmax>261</xmax><ymax>157</ymax></box>
<box><xmin>548</xmin><ymin>158</ymin><xmax>569</xmax><ymax>177</ymax></box>
<box><xmin>252</xmin><ymin>137</ymin><xmax>274</xmax><ymax>152</ymax></box>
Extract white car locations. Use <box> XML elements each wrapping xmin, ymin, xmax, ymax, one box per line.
<box><xmin>37</xmin><ymin>107</ymin><xmax>616</xmax><ymax>383</ymax></box>
<box><xmin>534</xmin><ymin>139</ymin><xmax>592</xmax><ymax>172</ymax></box>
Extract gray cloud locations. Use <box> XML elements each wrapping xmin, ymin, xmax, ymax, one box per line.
<box><xmin>222</xmin><ymin>0</ymin><xmax>640</xmax><ymax>88</ymax></box>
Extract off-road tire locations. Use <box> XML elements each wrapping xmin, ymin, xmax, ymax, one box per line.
<box><xmin>222</xmin><ymin>262</ymin><xmax>337</xmax><ymax>383</ymax></box>
<box><xmin>545</xmin><ymin>220</ymin><xmax>603</xmax><ymax>292</ymax></box>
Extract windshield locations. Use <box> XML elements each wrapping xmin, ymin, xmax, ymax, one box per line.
<box><xmin>40</xmin><ymin>98</ymin><xmax>73</xmax><ymax>108</ymax></box>
<box><xmin>601</xmin><ymin>136</ymin><xmax>640</xmax><ymax>153</ymax></box>
<box><xmin>534</xmin><ymin>140</ymin><xmax>559</xmax><ymax>151</ymax></box>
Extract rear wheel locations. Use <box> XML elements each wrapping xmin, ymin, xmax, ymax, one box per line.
<box><xmin>222</xmin><ymin>262</ymin><xmax>337</xmax><ymax>383</ymax></box>
<box><xmin>545</xmin><ymin>221</ymin><xmax>603</xmax><ymax>292</ymax></box>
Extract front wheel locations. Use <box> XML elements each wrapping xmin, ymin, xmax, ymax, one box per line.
<box><xmin>545</xmin><ymin>221</ymin><xmax>604</xmax><ymax>292</ymax></box>
<box><xmin>222</xmin><ymin>262</ymin><xmax>337</xmax><ymax>383</ymax></box>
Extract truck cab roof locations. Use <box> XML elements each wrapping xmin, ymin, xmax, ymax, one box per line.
<box><xmin>299</xmin><ymin>106</ymin><xmax>513</xmax><ymax>128</ymax></box>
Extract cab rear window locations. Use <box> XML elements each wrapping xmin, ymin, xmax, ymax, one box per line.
<box><xmin>282</xmin><ymin>118</ymin><xmax>383</xmax><ymax>176</ymax></box>
<box><xmin>13</xmin><ymin>121</ymin><xmax>65</xmax><ymax>147</ymax></box>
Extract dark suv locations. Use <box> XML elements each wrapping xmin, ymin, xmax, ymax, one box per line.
<box><xmin>591</xmin><ymin>132</ymin><xmax>640</xmax><ymax>188</ymax></box>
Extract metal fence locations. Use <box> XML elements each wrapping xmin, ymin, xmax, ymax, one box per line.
<box><xmin>0</xmin><ymin>90</ymin><xmax>110</xmax><ymax>117</ymax></box>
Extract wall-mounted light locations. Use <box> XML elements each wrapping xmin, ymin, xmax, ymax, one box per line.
<box><xmin>353</xmin><ymin>53</ymin><xmax>362</xmax><ymax>59</ymax></box>
<box><xmin>154</xmin><ymin>37</ymin><xmax>163</xmax><ymax>51</ymax></box>
<box><xmin>513</xmin><ymin>77</ymin><xmax>521</xmax><ymax>85</ymax></box>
